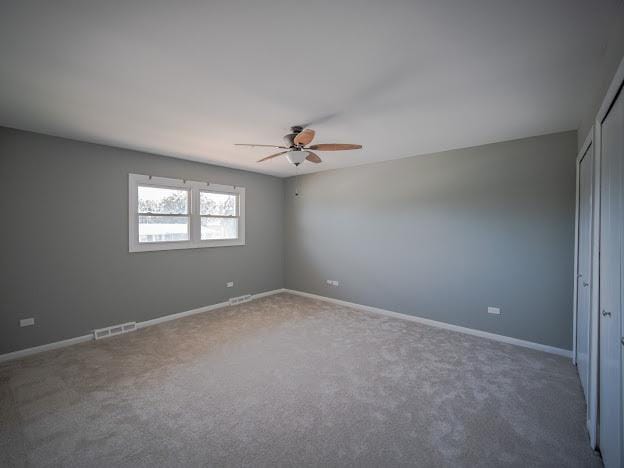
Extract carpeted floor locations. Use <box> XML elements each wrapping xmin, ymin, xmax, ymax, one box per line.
<box><xmin>0</xmin><ymin>293</ymin><xmax>601</xmax><ymax>467</ymax></box>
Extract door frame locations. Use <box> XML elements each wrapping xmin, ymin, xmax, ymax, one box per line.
<box><xmin>574</xmin><ymin>129</ymin><xmax>596</xmax><ymax>447</ymax></box>
<box><xmin>591</xmin><ymin>54</ymin><xmax>624</xmax><ymax>453</ymax></box>
<box><xmin>573</xmin><ymin>130</ymin><xmax>593</xmax><ymax>388</ymax></box>
<box><xmin>573</xmin><ymin>130</ymin><xmax>594</xmax><ymax>367</ymax></box>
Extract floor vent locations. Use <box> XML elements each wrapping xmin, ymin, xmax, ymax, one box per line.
<box><xmin>229</xmin><ymin>294</ymin><xmax>252</xmax><ymax>305</ymax></box>
<box><xmin>93</xmin><ymin>322</ymin><xmax>137</xmax><ymax>340</ymax></box>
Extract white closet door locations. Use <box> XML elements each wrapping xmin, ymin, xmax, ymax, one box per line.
<box><xmin>576</xmin><ymin>145</ymin><xmax>593</xmax><ymax>399</ymax></box>
<box><xmin>599</xmin><ymin>87</ymin><xmax>623</xmax><ymax>468</ymax></box>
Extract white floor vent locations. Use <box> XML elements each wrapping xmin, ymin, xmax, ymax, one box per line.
<box><xmin>229</xmin><ymin>294</ymin><xmax>252</xmax><ymax>305</ymax></box>
<box><xmin>93</xmin><ymin>322</ymin><xmax>137</xmax><ymax>340</ymax></box>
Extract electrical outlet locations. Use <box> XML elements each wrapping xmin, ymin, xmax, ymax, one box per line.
<box><xmin>487</xmin><ymin>307</ymin><xmax>501</xmax><ymax>315</ymax></box>
<box><xmin>226</xmin><ymin>281</ymin><xmax>234</xmax><ymax>288</ymax></box>
<box><xmin>326</xmin><ymin>280</ymin><xmax>339</xmax><ymax>286</ymax></box>
<box><xmin>20</xmin><ymin>318</ymin><xmax>35</xmax><ymax>327</ymax></box>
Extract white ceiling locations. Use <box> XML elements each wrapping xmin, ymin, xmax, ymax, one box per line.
<box><xmin>0</xmin><ymin>1</ymin><xmax>616</xmax><ymax>177</ymax></box>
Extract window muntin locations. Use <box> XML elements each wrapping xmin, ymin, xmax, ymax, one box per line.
<box><xmin>129</xmin><ymin>174</ymin><xmax>245</xmax><ymax>252</ymax></box>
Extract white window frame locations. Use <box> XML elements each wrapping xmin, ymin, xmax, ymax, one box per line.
<box><xmin>129</xmin><ymin>173</ymin><xmax>245</xmax><ymax>252</ymax></box>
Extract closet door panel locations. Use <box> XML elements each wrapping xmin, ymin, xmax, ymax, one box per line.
<box><xmin>599</xmin><ymin>88</ymin><xmax>623</xmax><ymax>468</ymax></box>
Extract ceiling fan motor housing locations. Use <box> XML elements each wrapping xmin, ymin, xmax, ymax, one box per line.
<box><xmin>283</xmin><ymin>126</ymin><xmax>305</xmax><ymax>147</ymax></box>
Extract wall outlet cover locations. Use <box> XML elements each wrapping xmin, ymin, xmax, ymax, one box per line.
<box><xmin>488</xmin><ymin>307</ymin><xmax>501</xmax><ymax>315</ymax></box>
<box><xmin>226</xmin><ymin>281</ymin><xmax>234</xmax><ymax>288</ymax></box>
<box><xmin>20</xmin><ymin>318</ymin><xmax>35</xmax><ymax>327</ymax></box>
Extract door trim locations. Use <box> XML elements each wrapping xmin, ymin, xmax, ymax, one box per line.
<box><xmin>574</xmin><ymin>130</ymin><xmax>595</xmax><ymax>445</ymax></box>
<box><xmin>573</xmin><ymin>130</ymin><xmax>594</xmax><ymax>367</ymax></box>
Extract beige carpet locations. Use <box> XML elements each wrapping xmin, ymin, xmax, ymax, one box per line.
<box><xmin>0</xmin><ymin>293</ymin><xmax>601</xmax><ymax>467</ymax></box>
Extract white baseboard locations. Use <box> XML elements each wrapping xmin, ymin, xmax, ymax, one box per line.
<box><xmin>284</xmin><ymin>289</ymin><xmax>572</xmax><ymax>358</ymax></box>
<box><xmin>0</xmin><ymin>288</ymin><xmax>570</xmax><ymax>362</ymax></box>
<box><xmin>136</xmin><ymin>288</ymin><xmax>286</xmax><ymax>329</ymax></box>
<box><xmin>0</xmin><ymin>289</ymin><xmax>285</xmax><ymax>363</ymax></box>
<box><xmin>0</xmin><ymin>334</ymin><xmax>93</xmax><ymax>363</ymax></box>
<box><xmin>136</xmin><ymin>301</ymin><xmax>231</xmax><ymax>329</ymax></box>
<box><xmin>253</xmin><ymin>288</ymin><xmax>287</xmax><ymax>299</ymax></box>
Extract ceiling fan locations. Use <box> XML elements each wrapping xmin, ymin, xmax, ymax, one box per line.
<box><xmin>235</xmin><ymin>126</ymin><xmax>362</xmax><ymax>166</ymax></box>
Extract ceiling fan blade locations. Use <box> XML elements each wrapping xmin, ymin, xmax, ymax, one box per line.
<box><xmin>308</xmin><ymin>144</ymin><xmax>362</xmax><ymax>151</ymax></box>
<box><xmin>235</xmin><ymin>143</ymin><xmax>288</xmax><ymax>148</ymax></box>
<box><xmin>294</xmin><ymin>128</ymin><xmax>315</xmax><ymax>146</ymax></box>
<box><xmin>257</xmin><ymin>151</ymin><xmax>288</xmax><ymax>162</ymax></box>
<box><xmin>306</xmin><ymin>152</ymin><xmax>322</xmax><ymax>163</ymax></box>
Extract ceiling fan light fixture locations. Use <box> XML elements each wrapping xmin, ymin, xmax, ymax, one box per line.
<box><xmin>287</xmin><ymin>150</ymin><xmax>308</xmax><ymax>165</ymax></box>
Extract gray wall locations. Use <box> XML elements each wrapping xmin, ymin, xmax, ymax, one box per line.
<box><xmin>0</xmin><ymin>127</ymin><xmax>284</xmax><ymax>354</ymax></box>
<box><xmin>284</xmin><ymin>131</ymin><xmax>577</xmax><ymax>350</ymax></box>
<box><xmin>0</xmin><ymin>128</ymin><xmax>578</xmax><ymax>354</ymax></box>
<box><xmin>578</xmin><ymin>3</ymin><xmax>624</xmax><ymax>148</ymax></box>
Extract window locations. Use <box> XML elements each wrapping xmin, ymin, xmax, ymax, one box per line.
<box><xmin>200</xmin><ymin>191</ymin><xmax>239</xmax><ymax>240</ymax></box>
<box><xmin>138</xmin><ymin>186</ymin><xmax>190</xmax><ymax>243</ymax></box>
<box><xmin>129</xmin><ymin>174</ymin><xmax>245</xmax><ymax>252</ymax></box>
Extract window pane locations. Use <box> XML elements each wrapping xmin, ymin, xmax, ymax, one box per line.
<box><xmin>201</xmin><ymin>217</ymin><xmax>238</xmax><ymax>240</ymax></box>
<box><xmin>139</xmin><ymin>216</ymin><xmax>189</xmax><ymax>243</ymax></box>
<box><xmin>138</xmin><ymin>186</ymin><xmax>188</xmax><ymax>214</ymax></box>
<box><xmin>200</xmin><ymin>191</ymin><xmax>237</xmax><ymax>216</ymax></box>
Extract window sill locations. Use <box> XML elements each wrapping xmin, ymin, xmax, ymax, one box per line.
<box><xmin>129</xmin><ymin>239</ymin><xmax>245</xmax><ymax>253</ymax></box>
